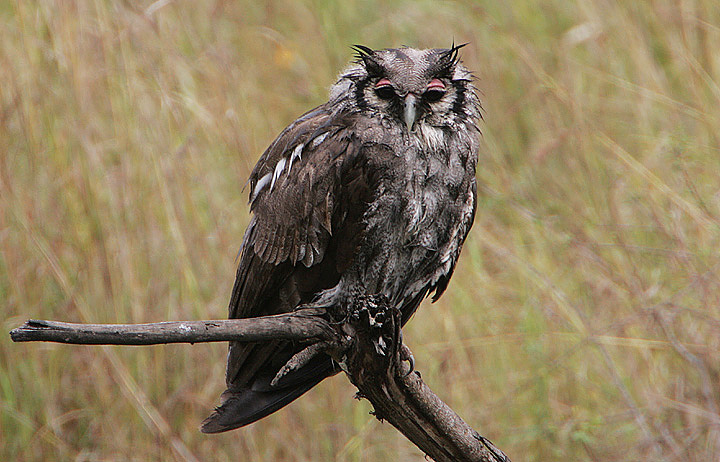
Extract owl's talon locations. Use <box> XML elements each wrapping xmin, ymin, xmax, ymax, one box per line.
<box><xmin>400</xmin><ymin>343</ymin><xmax>415</xmax><ymax>377</ymax></box>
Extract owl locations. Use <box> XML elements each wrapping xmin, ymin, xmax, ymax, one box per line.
<box><xmin>201</xmin><ymin>45</ymin><xmax>482</xmax><ymax>433</ymax></box>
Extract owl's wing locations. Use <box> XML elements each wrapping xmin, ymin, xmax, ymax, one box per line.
<box><xmin>201</xmin><ymin>106</ymin><xmax>371</xmax><ymax>432</ymax></box>
<box><xmin>245</xmin><ymin>108</ymin><xmax>355</xmax><ymax>268</ymax></box>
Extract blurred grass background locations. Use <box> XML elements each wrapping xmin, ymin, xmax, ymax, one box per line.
<box><xmin>2</xmin><ymin>1</ymin><xmax>720</xmax><ymax>460</ymax></box>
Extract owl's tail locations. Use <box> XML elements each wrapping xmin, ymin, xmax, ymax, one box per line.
<box><xmin>200</xmin><ymin>355</ymin><xmax>335</xmax><ymax>433</ymax></box>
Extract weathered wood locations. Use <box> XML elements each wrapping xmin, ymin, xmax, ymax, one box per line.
<box><xmin>340</xmin><ymin>296</ymin><xmax>510</xmax><ymax>462</ymax></box>
<box><xmin>9</xmin><ymin>309</ymin><xmax>331</xmax><ymax>345</ymax></box>
<box><xmin>9</xmin><ymin>303</ymin><xmax>510</xmax><ymax>462</ymax></box>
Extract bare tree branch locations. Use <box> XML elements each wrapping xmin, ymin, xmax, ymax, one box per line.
<box><xmin>9</xmin><ymin>302</ymin><xmax>510</xmax><ymax>462</ymax></box>
<box><xmin>340</xmin><ymin>296</ymin><xmax>510</xmax><ymax>462</ymax></box>
<box><xmin>9</xmin><ymin>308</ymin><xmax>332</xmax><ymax>345</ymax></box>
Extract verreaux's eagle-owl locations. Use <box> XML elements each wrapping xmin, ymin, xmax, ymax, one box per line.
<box><xmin>201</xmin><ymin>45</ymin><xmax>481</xmax><ymax>433</ymax></box>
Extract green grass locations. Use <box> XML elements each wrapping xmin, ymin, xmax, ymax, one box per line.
<box><xmin>2</xmin><ymin>1</ymin><xmax>720</xmax><ymax>460</ymax></box>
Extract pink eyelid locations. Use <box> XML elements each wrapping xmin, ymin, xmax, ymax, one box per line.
<box><xmin>375</xmin><ymin>78</ymin><xmax>392</xmax><ymax>88</ymax></box>
<box><xmin>426</xmin><ymin>79</ymin><xmax>446</xmax><ymax>91</ymax></box>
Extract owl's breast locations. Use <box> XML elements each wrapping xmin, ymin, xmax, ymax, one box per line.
<box><xmin>341</xmin><ymin>120</ymin><xmax>476</xmax><ymax>304</ymax></box>
<box><xmin>401</xmin><ymin>142</ymin><xmax>472</xmax><ymax>248</ymax></box>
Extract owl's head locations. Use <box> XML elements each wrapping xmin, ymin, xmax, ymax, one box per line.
<box><xmin>330</xmin><ymin>45</ymin><xmax>479</xmax><ymax>132</ymax></box>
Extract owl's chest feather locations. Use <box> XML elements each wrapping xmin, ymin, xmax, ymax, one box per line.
<box><xmin>374</xmin><ymin>125</ymin><xmax>470</xmax><ymax>249</ymax></box>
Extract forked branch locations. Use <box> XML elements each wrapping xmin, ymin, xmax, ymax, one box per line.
<box><xmin>10</xmin><ymin>301</ymin><xmax>510</xmax><ymax>462</ymax></box>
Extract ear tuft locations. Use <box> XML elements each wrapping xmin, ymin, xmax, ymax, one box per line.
<box><xmin>351</xmin><ymin>45</ymin><xmax>383</xmax><ymax>76</ymax></box>
<box><xmin>436</xmin><ymin>42</ymin><xmax>469</xmax><ymax>77</ymax></box>
<box><xmin>351</xmin><ymin>44</ymin><xmax>375</xmax><ymax>60</ymax></box>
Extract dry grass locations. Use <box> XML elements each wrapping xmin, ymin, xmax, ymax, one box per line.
<box><xmin>2</xmin><ymin>1</ymin><xmax>720</xmax><ymax>461</ymax></box>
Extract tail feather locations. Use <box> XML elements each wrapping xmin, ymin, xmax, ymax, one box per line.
<box><xmin>200</xmin><ymin>380</ymin><xmax>321</xmax><ymax>433</ymax></box>
<box><xmin>201</xmin><ymin>356</ymin><xmax>335</xmax><ymax>433</ymax></box>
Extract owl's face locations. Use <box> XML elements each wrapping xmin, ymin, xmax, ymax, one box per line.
<box><xmin>329</xmin><ymin>45</ymin><xmax>478</xmax><ymax>132</ymax></box>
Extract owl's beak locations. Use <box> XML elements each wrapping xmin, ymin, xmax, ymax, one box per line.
<box><xmin>403</xmin><ymin>93</ymin><xmax>419</xmax><ymax>132</ymax></box>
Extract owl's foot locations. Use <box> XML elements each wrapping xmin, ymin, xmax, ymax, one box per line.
<box><xmin>349</xmin><ymin>294</ymin><xmax>395</xmax><ymax>357</ymax></box>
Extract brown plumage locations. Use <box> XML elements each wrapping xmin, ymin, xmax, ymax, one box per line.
<box><xmin>201</xmin><ymin>45</ymin><xmax>481</xmax><ymax>433</ymax></box>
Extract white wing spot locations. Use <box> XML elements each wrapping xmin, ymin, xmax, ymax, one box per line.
<box><xmin>311</xmin><ymin>133</ymin><xmax>328</xmax><ymax>148</ymax></box>
<box><xmin>251</xmin><ymin>173</ymin><xmax>271</xmax><ymax>201</ymax></box>
<box><xmin>270</xmin><ymin>157</ymin><xmax>287</xmax><ymax>191</ymax></box>
<box><xmin>288</xmin><ymin>143</ymin><xmax>303</xmax><ymax>172</ymax></box>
